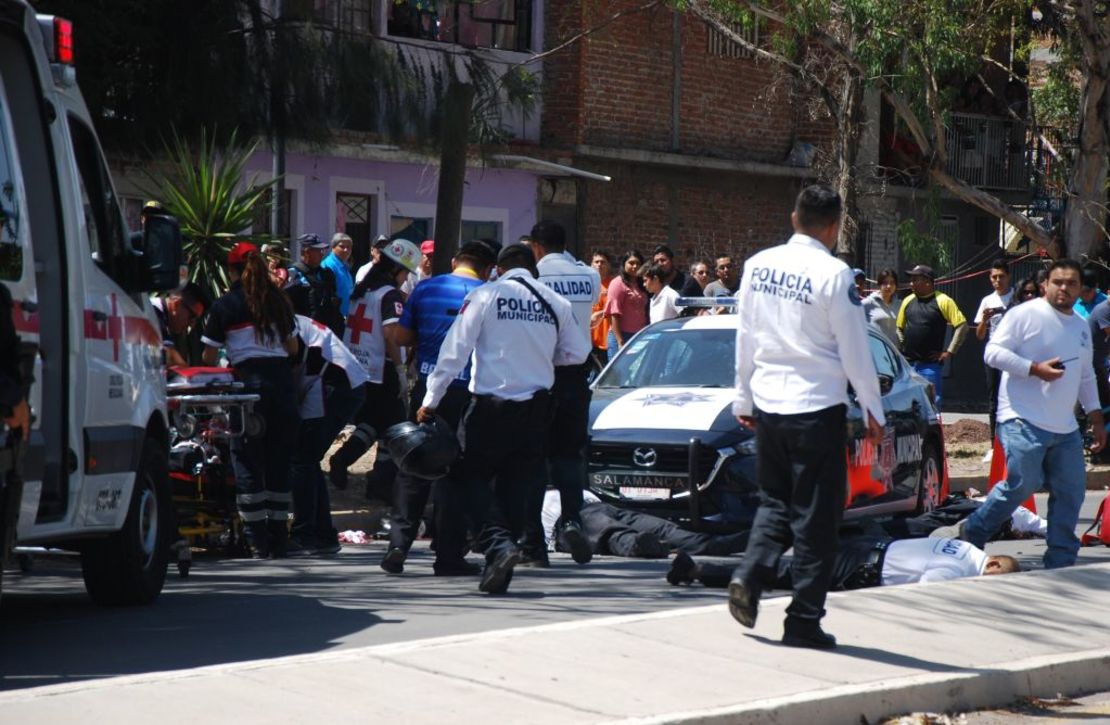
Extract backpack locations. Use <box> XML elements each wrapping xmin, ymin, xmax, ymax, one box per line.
<box><xmin>1080</xmin><ymin>491</ymin><xmax>1110</xmax><ymax>546</ymax></box>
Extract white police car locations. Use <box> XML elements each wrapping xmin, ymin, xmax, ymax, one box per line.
<box><xmin>588</xmin><ymin>312</ymin><xmax>948</xmax><ymax>531</ymax></box>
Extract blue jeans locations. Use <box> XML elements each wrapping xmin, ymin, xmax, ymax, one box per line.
<box><xmin>963</xmin><ymin>418</ymin><xmax>1086</xmax><ymax>568</ymax></box>
<box><xmin>911</xmin><ymin>361</ymin><xmax>943</xmax><ymax>406</ymax></box>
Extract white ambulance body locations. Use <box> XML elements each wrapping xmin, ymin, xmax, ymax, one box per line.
<box><xmin>0</xmin><ymin>0</ymin><xmax>183</xmax><ymax>604</ymax></box>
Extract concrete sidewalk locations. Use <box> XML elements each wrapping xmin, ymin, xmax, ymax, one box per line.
<box><xmin>2</xmin><ymin>564</ymin><xmax>1108</xmax><ymax>724</ymax></box>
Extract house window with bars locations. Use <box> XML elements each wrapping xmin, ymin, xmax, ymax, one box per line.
<box><xmin>387</xmin><ymin>1</ymin><xmax>533</xmax><ymax>52</ymax></box>
<box><xmin>706</xmin><ymin>19</ymin><xmax>759</xmax><ymax>59</ymax></box>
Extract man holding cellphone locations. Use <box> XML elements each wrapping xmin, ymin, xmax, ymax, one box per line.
<box><xmin>974</xmin><ymin>260</ymin><xmax>1013</xmax><ymax>443</ymax></box>
<box><xmin>938</xmin><ymin>259</ymin><xmax>1105</xmax><ymax>569</ymax></box>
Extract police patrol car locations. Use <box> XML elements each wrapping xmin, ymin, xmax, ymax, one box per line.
<box><xmin>0</xmin><ymin>2</ymin><xmax>185</xmax><ymax>604</ymax></box>
<box><xmin>588</xmin><ymin>309</ymin><xmax>948</xmax><ymax>530</ymax></box>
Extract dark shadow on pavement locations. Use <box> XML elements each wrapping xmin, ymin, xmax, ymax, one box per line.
<box><xmin>741</xmin><ymin>633</ymin><xmax>975</xmax><ymax>673</ymax></box>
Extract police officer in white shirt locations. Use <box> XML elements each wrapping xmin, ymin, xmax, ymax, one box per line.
<box><xmin>668</xmin><ymin>535</ymin><xmax>1020</xmax><ymax>590</ymax></box>
<box><xmin>730</xmin><ymin>185</ymin><xmax>886</xmax><ymax>650</ymax></box>
<box><xmin>417</xmin><ymin>243</ymin><xmax>590</xmax><ymax>594</ymax></box>
<box><xmin>520</xmin><ymin>220</ymin><xmax>599</xmax><ymax>567</ymax></box>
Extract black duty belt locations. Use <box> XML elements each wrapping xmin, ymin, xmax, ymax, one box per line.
<box><xmin>842</xmin><ymin>539</ymin><xmax>890</xmax><ymax>590</ymax></box>
<box><xmin>473</xmin><ymin>389</ymin><xmax>551</xmax><ymax>410</ymax></box>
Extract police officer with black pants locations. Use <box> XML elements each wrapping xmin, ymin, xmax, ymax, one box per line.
<box><xmin>286</xmin><ymin>233</ymin><xmax>345</xmax><ymax>336</ymax></box>
<box><xmin>383</xmin><ymin>242</ymin><xmax>496</xmax><ymax>576</ymax></box>
<box><xmin>730</xmin><ymin>186</ymin><xmax>885</xmax><ymax>649</ymax></box>
<box><xmin>202</xmin><ymin>243</ymin><xmax>300</xmax><ymax>558</ymax></box>
<box><xmin>417</xmin><ymin>244</ymin><xmax>590</xmax><ymax>594</ymax></box>
<box><xmin>521</xmin><ymin>220</ymin><xmax>599</xmax><ymax>566</ymax></box>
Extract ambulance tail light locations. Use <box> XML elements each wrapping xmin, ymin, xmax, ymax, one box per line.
<box><xmin>36</xmin><ymin>15</ymin><xmax>75</xmax><ymax>66</ymax></box>
<box><xmin>54</xmin><ymin>18</ymin><xmax>74</xmax><ymax>64</ymax></box>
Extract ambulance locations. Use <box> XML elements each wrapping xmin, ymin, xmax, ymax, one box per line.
<box><xmin>0</xmin><ymin>1</ymin><xmax>184</xmax><ymax>604</ymax></box>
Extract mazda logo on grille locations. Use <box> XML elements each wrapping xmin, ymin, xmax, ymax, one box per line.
<box><xmin>633</xmin><ymin>447</ymin><xmax>657</xmax><ymax>468</ymax></box>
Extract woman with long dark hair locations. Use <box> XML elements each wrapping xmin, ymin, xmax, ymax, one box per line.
<box><xmin>328</xmin><ymin>239</ymin><xmax>420</xmax><ymax>523</ymax></box>
<box><xmin>603</xmin><ymin>249</ymin><xmax>648</xmax><ymax>359</ymax></box>
<box><xmin>202</xmin><ymin>242</ymin><xmax>299</xmax><ymax>558</ymax></box>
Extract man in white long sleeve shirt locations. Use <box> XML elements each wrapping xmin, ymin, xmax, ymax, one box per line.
<box><xmin>953</xmin><ymin>259</ymin><xmax>1106</xmax><ymax>569</ymax></box>
<box><xmin>729</xmin><ymin>185</ymin><xmax>885</xmax><ymax>650</ymax></box>
<box><xmin>417</xmin><ymin>243</ymin><xmax>590</xmax><ymax>594</ymax></box>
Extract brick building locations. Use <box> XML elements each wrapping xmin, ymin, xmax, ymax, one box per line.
<box><xmin>536</xmin><ymin>1</ymin><xmax>834</xmax><ymax>264</ymax></box>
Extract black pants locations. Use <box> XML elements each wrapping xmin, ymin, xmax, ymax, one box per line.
<box><xmin>448</xmin><ymin>391</ymin><xmax>551</xmax><ymax>562</ymax></box>
<box><xmin>389</xmin><ymin>378</ymin><xmax>471</xmax><ymax>563</ymax></box>
<box><xmin>353</xmin><ymin>362</ymin><xmax>406</xmax><ymax>500</ymax></box>
<box><xmin>986</xmin><ymin>366</ymin><xmax>1002</xmax><ymax>437</ymax></box>
<box><xmin>230</xmin><ymin>359</ymin><xmax>300</xmax><ymax>526</ymax></box>
<box><xmin>698</xmin><ymin>533</ymin><xmax>888</xmax><ymax>591</ymax></box>
<box><xmin>733</xmin><ymin>404</ymin><xmax>847</xmax><ymax>624</ymax></box>
<box><xmin>582</xmin><ymin>503</ymin><xmax>750</xmax><ymax>556</ymax></box>
<box><xmin>521</xmin><ymin>363</ymin><xmax>590</xmax><ymax>551</ymax></box>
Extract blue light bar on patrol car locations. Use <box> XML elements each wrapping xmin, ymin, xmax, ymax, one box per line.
<box><xmin>675</xmin><ymin>297</ymin><xmax>739</xmax><ymax>309</ymax></box>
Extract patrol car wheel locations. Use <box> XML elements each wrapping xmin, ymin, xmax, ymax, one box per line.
<box><xmin>915</xmin><ymin>443</ymin><xmax>942</xmax><ymax>514</ymax></box>
<box><xmin>81</xmin><ymin>439</ymin><xmax>172</xmax><ymax>605</ymax></box>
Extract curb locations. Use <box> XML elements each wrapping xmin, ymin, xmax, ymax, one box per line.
<box><xmin>609</xmin><ymin>648</ymin><xmax>1110</xmax><ymax>725</ymax></box>
<box><xmin>950</xmin><ymin>468</ymin><xmax>1110</xmax><ymax>492</ymax></box>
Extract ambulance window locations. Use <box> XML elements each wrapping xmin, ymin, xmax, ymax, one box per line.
<box><xmin>0</xmin><ymin>97</ymin><xmax>22</xmax><ymax>281</ymax></box>
<box><xmin>68</xmin><ymin>117</ymin><xmax>124</xmax><ymax>279</ymax></box>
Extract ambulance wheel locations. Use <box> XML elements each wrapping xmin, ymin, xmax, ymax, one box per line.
<box><xmin>915</xmin><ymin>442</ymin><xmax>942</xmax><ymax>514</ymax></box>
<box><xmin>81</xmin><ymin>439</ymin><xmax>172</xmax><ymax>605</ymax></box>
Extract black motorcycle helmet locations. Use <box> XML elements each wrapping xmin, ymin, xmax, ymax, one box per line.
<box><xmin>384</xmin><ymin>417</ymin><xmax>460</xmax><ymax>480</ymax></box>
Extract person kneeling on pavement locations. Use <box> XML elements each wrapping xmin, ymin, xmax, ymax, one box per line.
<box><xmin>288</xmin><ymin>315</ymin><xmax>369</xmax><ymax>556</ymax></box>
<box><xmin>667</xmin><ymin>534</ymin><xmax>1020</xmax><ymax>590</ymax></box>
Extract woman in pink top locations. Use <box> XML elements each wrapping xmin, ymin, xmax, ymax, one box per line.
<box><xmin>604</xmin><ymin>249</ymin><xmax>648</xmax><ymax>359</ymax></box>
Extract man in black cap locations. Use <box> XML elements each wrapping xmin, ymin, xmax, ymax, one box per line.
<box><xmin>287</xmin><ymin>233</ymin><xmax>345</xmax><ymax>335</ymax></box>
<box><xmin>896</xmin><ymin>264</ymin><xmax>968</xmax><ymax>406</ymax></box>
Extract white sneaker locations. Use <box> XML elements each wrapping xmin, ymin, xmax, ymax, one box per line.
<box><xmin>981</xmin><ymin>449</ymin><xmax>993</xmax><ymax>463</ymax></box>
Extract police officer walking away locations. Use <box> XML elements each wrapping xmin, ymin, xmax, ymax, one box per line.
<box><xmin>383</xmin><ymin>241</ymin><xmax>496</xmax><ymax>575</ymax></box>
<box><xmin>730</xmin><ymin>185</ymin><xmax>885</xmax><ymax>649</ymax></box>
<box><xmin>523</xmin><ymin>220</ymin><xmax>598</xmax><ymax>565</ymax></box>
<box><xmin>417</xmin><ymin>244</ymin><xmax>590</xmax><ymax>594</ymax></box>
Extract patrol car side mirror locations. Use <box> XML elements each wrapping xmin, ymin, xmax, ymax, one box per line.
<box><xmin>878</xmin><ymin>373</ymin><xmax>894</xmax><ymax>395</ymax></box>
<box><xmin>140</xmin><ymin>214</ymin><xmax>186</xmax><ymax>292</ymax></box>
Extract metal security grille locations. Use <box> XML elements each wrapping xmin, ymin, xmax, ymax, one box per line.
<box><xmin>706</xmin><ymin>20</ymin><xmax>758</xmax><ymax>59</ymax></box>
<box><xmin>337</xmin><ymin>193</ymin><xmax>373</xmax><ymax>271</ymax></box>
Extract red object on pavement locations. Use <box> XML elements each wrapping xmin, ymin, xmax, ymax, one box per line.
<box><xmin>987</xmin><ymin>435</ymin><xmax>1036</xmax><ymax>513</ymax></box>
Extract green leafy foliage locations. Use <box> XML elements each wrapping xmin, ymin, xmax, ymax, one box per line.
<box><xmin>145</xmin><ymin>129</ymin><xmax>272</xmax><ymax>300</ymax></box>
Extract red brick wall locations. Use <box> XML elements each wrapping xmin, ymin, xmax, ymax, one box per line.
<box><xmin>576</xmin><ymin>161</ymin><xmax>800</xmax><ymax>266</ymax></box>
<box><xmin>541</xmin><ymin>1</ymin><xmax>836</xmax><ymax>161</ymax></box>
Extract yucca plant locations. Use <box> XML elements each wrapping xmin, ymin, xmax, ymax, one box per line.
<box><xmin>146</xmin><ymin>128</ymin><xmax>276</xmax><ymax>300</ymax></box>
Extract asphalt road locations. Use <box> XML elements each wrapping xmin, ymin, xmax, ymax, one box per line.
<box><xmin>2</xmin><ymin>491</ymin><xmax>1108</xmax><ymax>693</ymax></box>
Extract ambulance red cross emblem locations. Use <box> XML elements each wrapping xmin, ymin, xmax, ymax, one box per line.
<box><xmin>346</xmin><ymin>303</ymin><xmax>374</xmax><ymax>344</ymax></box>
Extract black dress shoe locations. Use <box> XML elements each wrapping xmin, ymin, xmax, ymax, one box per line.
<box><xmin>433</xmin><ymin>559</ymin><xmax>482</xmax><ymax>576</ymax></box>
<box><xmin>782</xmin><ymin>625</ymin><xmax>837</xmax><ymax>650</ymax></box>
<box><xmin>518</xmin><ymin>548</ymin><xmax>550</xmax><ymax>568</ymax></box>
<box><xmin>380</xmin><ymin>547</ymin><xmax>406</xmax><ymax>574</ymax></box>
<box><xmin>727</xmin><ymin>575</ymin><xmax>759</xmax><ymax>629</ymax></box>
<box><xmin>558</xmin><ymin>520</ymin><xmax>593</xmax><ymax>565</ymax></box>
<box><xmin>479</xmin><ymin>547</ymin><xmax>521</xmax><ymax>594</ymax></box>
<box><xmin>666</xmin><ymin>551</ymin><xmax>698</xmax><ymax>586</ymax></box>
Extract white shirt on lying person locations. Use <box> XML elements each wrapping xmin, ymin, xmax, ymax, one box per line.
<box><xmin>422</xmin><ymin>267</ymin><xmax>591</xmax><ymax>409</ymax></box>
<box><xmin>542</xmin><ymin>489</ymin><xmax>601</xmax><ymax>550</ymax></box>
<box><xmin>881</xmin><ymin>537</ymin><xmax>988</xmax><ymax>585</ymax></box>
<box><xmin>733</xmin><ymin>233</ymin><xmax>885</xmax><ymax>425</ymax></box>
<box><xmin>986</xmin><ymin>297</ymin><xmax>1099</xmax><ymax>434</ymax></box>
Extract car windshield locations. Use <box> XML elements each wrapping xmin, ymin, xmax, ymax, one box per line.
<box><xmin>596</xmin><ymin>327</ymin><xmax>735</xmax><ymax>388</ymax></box>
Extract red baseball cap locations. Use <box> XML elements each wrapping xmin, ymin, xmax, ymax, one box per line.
<box><xmin>228</xmin><ymin>242</ymin><xmax>259</xmax><ymax>265</ymax></box>
<box><xmin>420</xmin><ymin>240</ymin><xmax>435</xmax><ymax>255</ymax></box>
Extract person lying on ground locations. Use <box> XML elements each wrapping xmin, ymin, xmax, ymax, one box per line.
<box><xmin>666</xmin><ymin>534</ymin><xmax>1020</xmax><ymax>590</ymax></box>
<box><xmin>541</xmin><ymin>489</ymin><xmax>751</xmax><ymax>558</ymax></box>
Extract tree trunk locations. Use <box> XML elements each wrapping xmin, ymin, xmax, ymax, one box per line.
<box><xmin>1063</xmin><ymin>49</ymin><xmax>1109</xmax><ymax>260</ymax></box>
<box><xmin>835</xmin><ymin>73</ymin><xmax>864</xmax><ymax>262</ymax></box>
<box><xmin>432</xmin><ymin>81</ymin><xmax>475</xmax><ymax>276</ymax></box>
